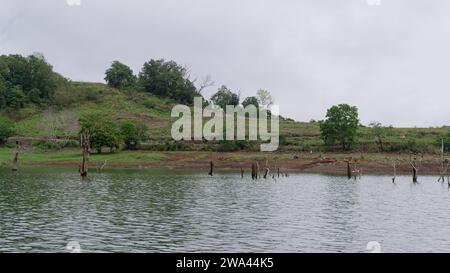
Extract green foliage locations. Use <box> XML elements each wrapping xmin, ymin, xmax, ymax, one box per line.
<box><xmin>0</xmin><ymin>116</ymin><xmax>15</xmax><ymax>145</ymax></box>
<box><xmin>218</xmin><ymin>140</ymin><xmax>252</xmax><ymax>152</ymax></box>
<box><xmin>105</xmin><ymin>61</ymin><xmax>136</xmax><ymax>89</ymax></box>
<box><xmin>436</xmin><ymin>131</ymin><xmax>450</xmax><ymax>152</ymax></box>
<box><xmin>319</xmin><ymin>104</ymin><xmax>359</xmax><ymax>150</ymax></box>
<box><xmin>120</xmin><ymin>120</ymin><xmax>148</xmax><ymax>150</ymax></box>
<box><xmin>242</xmin><ymin>96</ymin><xmax>259</xmax><ymax>108</ymax></box>
<box><xmin>4</xmin><ymin>85</ymin><xmax>26</xmax><ymax>109</ymax></box>
<box><xmin>79</xmin><ymin>114</ymin><xmax>122</xmax><ymax>153</ymax></box>
<box><xmin>0</xmin><ymin>54</ymin><xmax>59</xmax><ymax>110</ymax></box>
<box><xmin>138</xmin><ymin>59</ymin><xmax>200</xmax><ymax>104</ymax></box>
<box><xmin>210</xmin><ymin>85</ymin><xmax>239</xmax><ymax>110</ymax></box>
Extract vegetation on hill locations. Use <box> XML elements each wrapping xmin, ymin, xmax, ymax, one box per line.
<box><xmin>0</xmin><ymin>53</ymin><xmax>449</xmax><ymax>156</ymax></box>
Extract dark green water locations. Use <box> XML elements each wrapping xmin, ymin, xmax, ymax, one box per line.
<box><xmin>1</xmin><ymin>168</ymin><xmax>450</xmax><ymax>253</ymax></box>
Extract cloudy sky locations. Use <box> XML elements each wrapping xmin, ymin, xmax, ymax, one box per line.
<box><xmin>1</xmin><ymin>0</ymin><xmax>450</xmax><ymax>127</ymax></box>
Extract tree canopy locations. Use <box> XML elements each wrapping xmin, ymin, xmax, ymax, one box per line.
<box><xmin>0</xmin><ymin>54</ymin><xmax>59</xmax><ymax>109</ymax></box>
<box><xmin>79</xmin><ymin>114</ymin><xmax>122</xmax><ymax>153</ymax></box>
<box><xmin>319</xmin><ymin>104</ymin><xmax>359</xmax><ymax>150</ymax></box>
<box><xmin>138</xmin><ymin>59</ymin><xmax>200</xmax><ymax>104</ymax></box>
<box><xmin>210</xmin><ymin>85</ymin><xmax>239</xmax><ymax>110</ymax></box>
<box><xmin>105</xmin><ymin>61</ymin><xmax>136</xmax><ymax>89</ymax></box>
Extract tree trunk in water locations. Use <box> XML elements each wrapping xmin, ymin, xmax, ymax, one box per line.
<box><xmin>12</xmin><ymin>152</ymin><xmax>19</xmax><ymax>172</ymax></box>
<box><xmin>12</xmin><ymin>141</ymin><xmax>20</xmax><ymax>172</ymax></box>
<box><xmin>208</xmin><ymin>161</ymin><xmax>214</xmax><ymax>176</ymax></box>
<box><xmin>251</xmin><ymin>162</ymin><xmax>259</xmax><ymax>180</ymax></box>
<box><xmin>347</xmin><ymin>161</ymin><xmax>352</xmax><ymax>179</ymax></box>
<box><xmin>240</xmin><ymin>167</ymin><xmax>244</xmax><ymax>178</ymax></box>
<box><xmin>80</xmin><ymin>136</ymin><xmax>90</xmax><ymax>177</ymax></box>
<box><xmin>412</xmin><ymin>167</ymin><xmax>417</xmax><ymax>183</ymax></box>
<box><xmin>263</xmin><ymin>168</ymin><xmax>269</xmax><ymax>179</ymax></box>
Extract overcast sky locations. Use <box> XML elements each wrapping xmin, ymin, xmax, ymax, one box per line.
<box><xmin>2</xmin><ymin>0</ymin><xmax>450</xmax><ymax>127</ymax></box>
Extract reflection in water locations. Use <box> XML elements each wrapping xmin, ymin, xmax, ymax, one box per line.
<box><xmin>1</xmin><ymin>168</ymin><xmax>450</xmax><ymax>253</ymax></box>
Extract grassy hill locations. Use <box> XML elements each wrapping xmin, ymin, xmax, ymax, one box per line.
<box><xmin>1</xmin><ymin>80</ymin><xmax>448</xmax><ymax>155</ymax></box>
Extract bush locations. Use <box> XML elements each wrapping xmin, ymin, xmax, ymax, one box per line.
<box><xmin>217</xmin><ymin>140</ymin><xmax>252</xmax><ymax>152</ymax></box>
<box><xmin>120</xmin><ymin>120</ymin><xmax>148</xmax><ymax>150</ymax></box>
<box><xmin>84</xmin><ymin>88</ymin><xmax>100</xmax><ymax>101</ymax></box>
<box><xmin>32</xmin><ymin>141</ymin><xmax>61</xmax><ymax>150</ymax></box>
<box><xmin>0</xmin><ymin>116</ymin><xmax>15</xmax><ymax>145</ymax></box>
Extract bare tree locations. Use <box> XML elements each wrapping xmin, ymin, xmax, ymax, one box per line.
<box><xmin>40</xmin><ymin>110</ymin><xmax>79</xmax><ymax>148</ymax></box>
<box><xmin>438</xmin><ymin>139</ymin><xmax>450</xmax><ymax>183</ymax></box>
<box><xmin>410</xmin><ymin>154</ymin><xmax>423</xmax><ymax>183</ymax></box>
<box><xmin>196</xmin><ymin>75</ymin><xmax>215</xmax><ymax>93</ymax></box>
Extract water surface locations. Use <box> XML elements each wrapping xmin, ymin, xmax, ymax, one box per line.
<box><xmin>1</xmin><ymin>168</ymin><xmax>449</xmax><ymax>252</ymax></box>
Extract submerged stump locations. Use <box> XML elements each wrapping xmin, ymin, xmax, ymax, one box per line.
<box><xmin>209</xmin><ymin>161</ymin><xmax>214</xmax><ymax>176</ymax></box>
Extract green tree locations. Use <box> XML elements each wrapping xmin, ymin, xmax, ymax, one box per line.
<box><xmin>120</xmin><ymin>121</ymin><xmax>148</xmax><ymax>150</ymax></box>
<box><xmin>210</xmin><ymin>85</ymin><xmax>239</xmax><ymax>110</ymax></box>
<box><xmin>79</xmin><ymin>114</ymin><xmax>122</xmax><ymax>153</ymax></box>
<box><xmin>0</xmin><ymin>116</ymin><xmax>15</xmax><ymax>145</ymax></box>
<box><xmin>5</xmin><ymin>85</ymin><xmax>26</xmax><ymax>109</ymax></box>
<box><xmin>242</xmin><ymin>96</ymin><xmax>259</xmax><ymax>108</ymax></box>
<box><xmin>0</xmin><ymin>77</ymin><xmax>7</xmax><ymax>108</ymax></box>
<box><xmin>91</xmin><ymin>121</ymin><xmax>122</xmax><ymax>153</ymax></box>
<box><xmin>105</xmin><ymin>61</ymin><xmax>136</xmax><ymax>89</ymax></box>
<box><xmin>319</xmin><ymin>104</ymin><xmax>359</xmax><ymax>150</ymax></box>
<box><xmin>138</xmin><ymin>59</ymin><xmax>200</xmax><ymax>104</ymax></box>
<box><xmin>0</xmin><ymin>54</ymin><xmax>58</xmax><ymax>108</ymax></box>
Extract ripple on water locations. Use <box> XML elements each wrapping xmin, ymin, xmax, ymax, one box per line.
<box><xmin>1</xmin><ymin>168</ymin><xmax>450</xmax><ymax>252</ymax></box>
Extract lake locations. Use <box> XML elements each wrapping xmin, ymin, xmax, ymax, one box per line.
<box><xmin>1</xmin><ymin>168</ymin><xmax>449</xmax><ymax>253</ymax></box>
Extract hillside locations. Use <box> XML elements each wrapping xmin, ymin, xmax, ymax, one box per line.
<box><xmin>1</xmin><ymin>54</ymin><xmax>450</xmax><ymax>175</ymax></box>
<box><xmin>1</xmin><ymin>80</ymin><xmax>448</xmax><ymax>154</ymax></box>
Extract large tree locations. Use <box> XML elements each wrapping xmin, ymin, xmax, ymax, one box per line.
<box><xmin>138</xmin><ymin>59</ymin><xmax>200</xmax><ymax>104</ymax></box>
<box><xmin>79</xmin><ymin>114</ymin><xmax>122</xmax><ymax>153</ymax></box>
<box><xmin>104</xmin><ymin>61</ymin><xmax>136</xmax><ymax>89</ymax></box>
<box><xmin>210</xmin><ymin>85</ymin><xmax>239</xmax><ymax>110</ymax></box>
<box><xmin>0</xmin><ymin>54</ymin><xmax>58</xmax><ymax>109</ymax></box>
<box><xmin>319</xmin><ymin>104</ymin><xmax>359</xmax><ymax>150</ymax></box>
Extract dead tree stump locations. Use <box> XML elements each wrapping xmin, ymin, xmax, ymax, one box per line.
<box><xmin>80</xmin><ymin>135</ymin><xmax>90</xmax><ymax>177</ymax></box>
<box><xmin>209</xmin><ymin>161</ymin><xmax>214</xmax><ymax>176</ymax></box>
<box><xmin>347</xmin><ymin>161</ymin><xmax>352</xmax><ymax>179</ymax></box>
<box><xmin>251</xmin><ymin>162</ymin><xmax>259</xmax><ymax>180</ymax></box>
<box><xmin>12</xmin><ymin>141</ymin><xmax>20</xmax><ymax>172</ymax></box>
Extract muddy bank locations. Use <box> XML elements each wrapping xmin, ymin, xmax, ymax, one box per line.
<box><xmin>22</xmin><ymin>151</ymin><xmax>448</xmax><ymax>176</ymax></box>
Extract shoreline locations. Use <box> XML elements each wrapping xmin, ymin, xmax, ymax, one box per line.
<box><xmin>1</xmin><ymin>149</ymin><xmax>447</xmax><ymax>176</ymax></box>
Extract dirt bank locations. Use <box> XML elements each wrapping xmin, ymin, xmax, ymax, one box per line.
<box><xmin>22</xmin><ymin>151</ymin><xmax>448</xmax><ymax>176</ymax></box>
